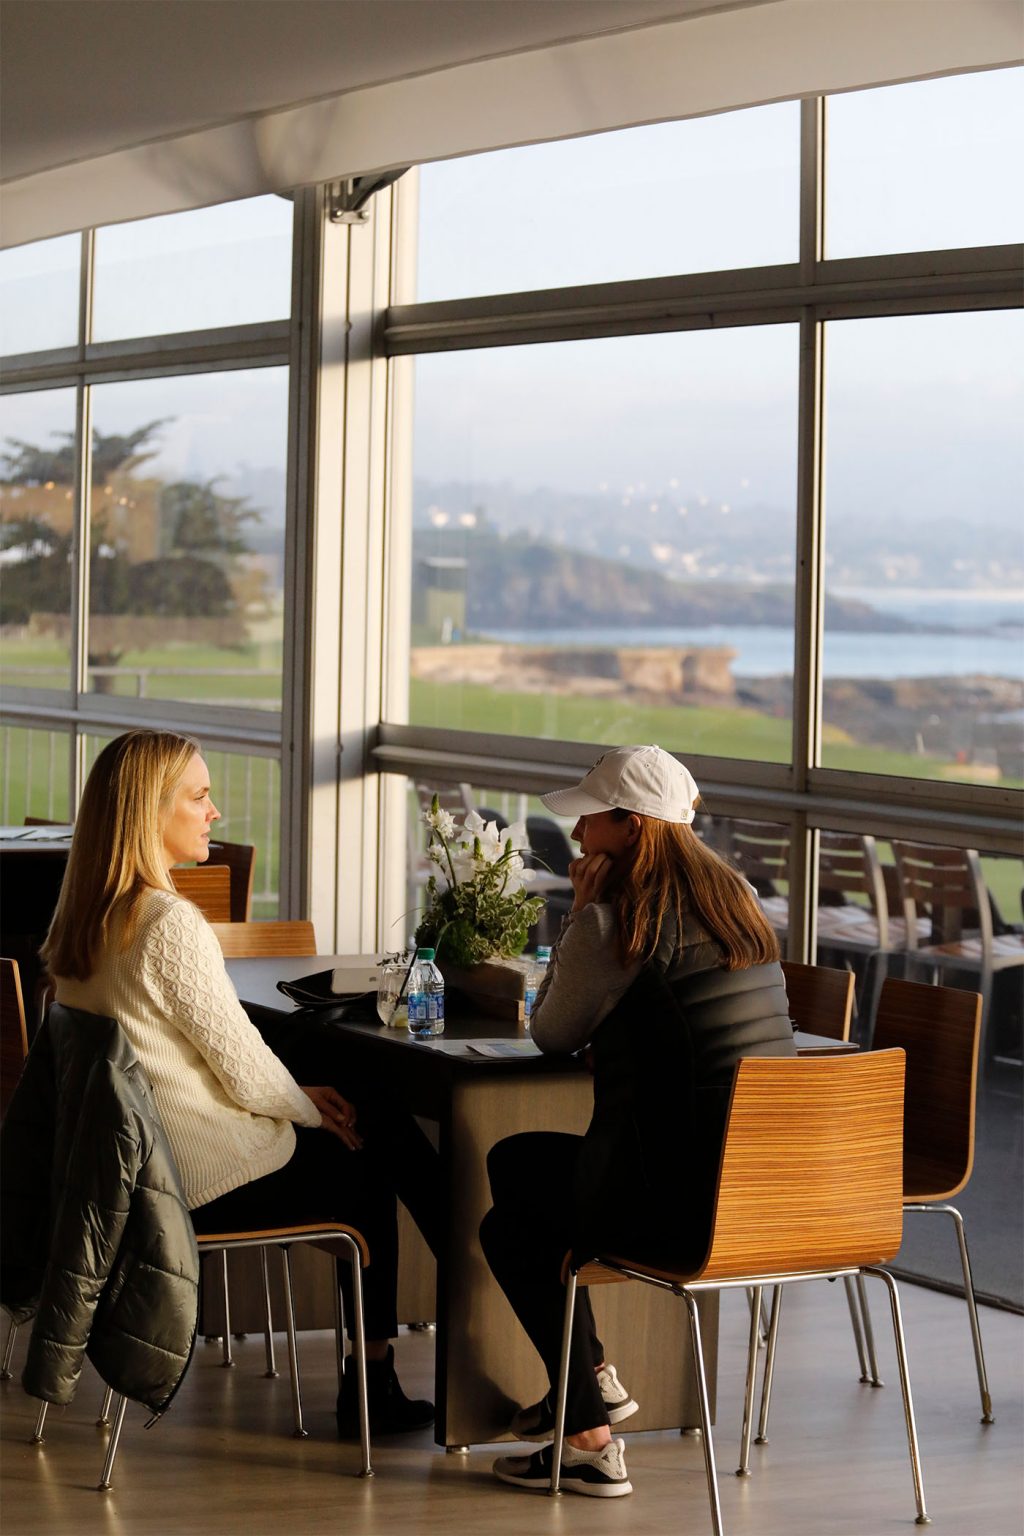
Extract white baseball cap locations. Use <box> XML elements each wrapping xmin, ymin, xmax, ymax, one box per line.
<box><xmin>540</xmin><ymin>745</ymin><xmax>700</xmax><ymax>824</ymax></box>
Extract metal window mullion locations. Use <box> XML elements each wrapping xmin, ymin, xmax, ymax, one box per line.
<box><xmin>69</xmin><ymin>227</ymin><xmax>95</xmax><ymax>807</ymax></box>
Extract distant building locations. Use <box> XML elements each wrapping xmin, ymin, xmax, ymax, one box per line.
<box><xmin>413</xmin><ymin>555</ymin><xmax>467</xmax><ymax>641</ymax></box>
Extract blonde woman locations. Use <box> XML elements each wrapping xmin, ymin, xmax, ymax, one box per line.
<box><xmin>481</xmin><ymin>745</ymin><xmax>794</xmax><ymax>1497</ymax></box>
<box><xmin>45</xmin><ymin>729</ymin><xmax>438</xmax><ymax>1436</ymax></box>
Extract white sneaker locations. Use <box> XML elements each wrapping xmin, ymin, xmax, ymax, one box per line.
<box><xmin>493</xmin><ymin>1436</ymin><xmax>633</xmax><ymax>1497</ymax></box>
<box><xmin>596</xmin><ymin>1363</ymin><xmax>640</xmax><ymax>1425</ymax></box>
<box><xmin>510</xmin><ymin>1363</ymin><xmax>639</xmax><ymax>1441</ymax></box>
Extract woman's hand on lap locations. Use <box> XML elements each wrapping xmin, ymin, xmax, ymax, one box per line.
<box><xmin>570</xmin><ymin>852</ymin><xmax>612</xmax><ymax>912</ymax></box>
<box><xmin>302</xmin><ymin>1086</ymin><xmax>363</xmax><ymax>1149</ymax></box>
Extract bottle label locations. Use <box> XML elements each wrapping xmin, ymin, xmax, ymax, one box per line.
<box><xmin>409</xmin><ymin>992</ymin><xmax>444</xmax><ymax>1026</ymax></box>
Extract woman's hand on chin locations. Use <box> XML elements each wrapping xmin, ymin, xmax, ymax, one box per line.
<box><xmin>302</xmin><ymin>1085</ymin><xmax>363</xmax><ymax>1150</ymax></box>
<box><xmin>570</xmin><ymin>852</ymin><xmax>613</xmax><ymax>912</ymax></box>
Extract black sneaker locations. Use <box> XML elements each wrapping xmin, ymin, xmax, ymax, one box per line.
<box><xmin>510</xmin><ymin>1364</ymin><xmax>639</xmax><ymax>1441</ymax></box>
<box><xmin>336</xmin><ymin>1345</ymin><xmax>434</xmax><ymax>1437</ymax></box>
<box><xmin>493</xmin><ymin>1437</ymin><xmax>632</xmax><ymax>1497</ymax></box>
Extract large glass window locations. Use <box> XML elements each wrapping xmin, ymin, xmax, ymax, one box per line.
<box><xmin>821</xmin><ymin>310</ymin><xmax>1024</xmax><ymax>783</ymax></box>
<box><xmin>0</xmin><ymin>234</ymin><xmax>81</xmax><ymax>356</ymax></box>
<box><xmin>826</xmin><ymin>68</ymin><xmax>1023</xmax><ymax>258</ymax></box>
<box><xmin>407</xmin><ymin>325</ymin><xmax>798</xmax><ymax>759</ymax></box>
<box><xmin>0</xmin><ymin>387</ymin><xmax>78</xmax><ymax>691</ymax></box>
<box><xmin>417</xmin><ymin>103</ymin><xmax>799</xmax><ymax>301</ymax></box>
<box><xmin>86</xmin><ymin>368</ymin><xmax>289</xmax><ymax>709</ymax></box>
<box><xmin>92</xmin><ymin>197</ymin><xmax>293</xmax><ymax>341</ymax></box>
<box><xmin>0</xmin><ymin>724</ymin><xmax>71</xmax><ymax>823</ymax></box>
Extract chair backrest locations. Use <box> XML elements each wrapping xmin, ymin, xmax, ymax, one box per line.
<box><xmin>873</xmin><ymin>977</ymin><xmax>980</xmax><ymax>1201</ymax></box>
<box><xmin>781</xmin><ymin>959</ymin><xmax>855</xmax><ymax>1042</ymax></box>
<box><xmin>818</xmin><ymin>831</ymin><xmax>890</xmax><ymax>946</ymax></box>
<box><xmin>1</xmin><ymin>957</ymin><xmax>29</xmax><ymax>1120</ymax></box>
<box><xmin>23</xmin><ymin>816</ymin><xmax>61</xmax><ymax>826</ymax></box>
<box><xmin>730</xmin><ymin>820</ymin><xmax>790</xmax><ymax>896</ymax></box>
<box><xmin>696</xmin><ymin>1051</ymin><xmax>905</xmax><ymax>1282</ymax></box>
<box><xmin>892</xmin><ymin>840</ymin><xmax>990</xmax><ymax>950</ymax></box>
<box><xmin>209</xmin><ymin>920</ymin><xmax>317</xmax><ymax>958</ymax></box>
<box><xmin>525</xmin><ymin>815</ymin><xmax>574</xmax><ymax>876</ymax></box>
<box><xmin>170</xmin><ymin>865</ymin><xmax>232</xmax><ymax>922</ymax></box>
<box><xmin>204</xmin><ymin>840</ymin><xmax>256</xmax><ymax>923</ymax></box>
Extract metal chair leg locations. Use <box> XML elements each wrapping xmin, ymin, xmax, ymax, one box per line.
<box><xmin>97</xmin><ymin>1394</ymin><xmax>128</xmax><ymax>1491</ymax></box>
<box><xmin>755</xmin><ymin>1284</ymin><xmax>784</xmax><ymax>1444</ymax></box>
<box><xmin>844</xmin><ymin>1274</ymin><xmax>872</xmax><ymax>1382</ymax></box>
<box><xmin>855</xmin><ymin>1273</ymin><xmax>884</xmax><ymax>1386</ymax></box>
<box><xmin>31</xmin><ymin>1400</ymin><xmax>48</xmax><ymax>1443</ymax></box>
<box><xmin>0</xmin><ymin>1319</ymin><xmax>17</xmax><ymax>1380</ymax></box>
<box><xmin>279</xmin><ymin>1247</ymin><xmax>307</xmax><ymax>1438</ymax></box>
<box><xmin>549</xmin><ymin>1270</ymin><xmax>578</xmax><ymax>1496</ymax></box>
<box><xmin>259</xmin><ymin>1248</ymin><xmax>278</xmax><ymax>1378</ymax></box>
<box><xmin>97</xmin><ymin>1386</ymin><xmax>115</xmax><ymax>1425</ymax></box>
<box><xmin>737</xmin><ymin>1283</ymin><xmax>762</xmax><ymax>1475</ymax></box>
<box><xmin>861</xmin><ymin>1268</ymin><xmax>930</xmax><ymax>1525</ymax></box>
<box><xmin>219</xmin><ymin>1251</ymin><xmax>234</xmax><ymax>1368</ymax></box>
<box><xmin>340</xmin><ymin>1235</ymin><xmax>373</xmax><ymax>1478</ymax></box>
<box><xmin>684</xmin><ymin>1290</ymin><xmax>724</xmax><ymax>1536</ymax></box>
<box><xmin>745</xmin><ymin>1285</ymin><xmax>769</xmax><ymax>1346</ymax></box>
<box><xmin>909</xmin><ymin>1203</ymin><xmax>993</xmax><ymax>1423</ymax></box>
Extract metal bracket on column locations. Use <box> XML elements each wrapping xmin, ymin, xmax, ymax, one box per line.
<box><xmin>327</xmin><ymin>170</ymin><xmax>407</xmax><ymax>225</ymax></box>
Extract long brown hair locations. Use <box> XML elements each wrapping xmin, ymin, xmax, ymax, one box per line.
<box><xmin>607</xmin><ymin>811</ymin><xmax>779</xmax><ymax>970</ymax></box>
<box><xmin>42</xmin><ymin>729</ymin><xmax>200</xmax><ymax>980</ymax></box>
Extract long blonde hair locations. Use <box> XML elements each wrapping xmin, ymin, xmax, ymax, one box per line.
<box><xmin>42</xmin><ymin>729</ymin><xmax>201</xmax><ymax>980</ymax></box>
<box><xmin>607</xmin><ymin>811</ymin><xmax>780</xmax><ymax>971</ymax></box>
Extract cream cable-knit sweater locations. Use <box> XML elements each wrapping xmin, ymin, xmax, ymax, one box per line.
<box><xmin>55</xmin><ymin>887</ymin><xmax>321</xmax><ymax>1209</ymax></box>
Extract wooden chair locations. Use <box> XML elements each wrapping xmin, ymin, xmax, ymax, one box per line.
<box><xmin>893</xmin><ymin>840</ymin><xmax>1024</xmax><ymax>1057</ymax></box>
<box><xmin>209</xmin><ymin>920</ymin><xmax>317</xmax><ymax>958</ymax></box>
<box><xmin>548</xmin><ymin>1052</ymin><xmax>929</xmax><ymax>1534</ymax></box>
<box><xmin>729</xmin><ymin>820</ymin><xmax>790</xmax><ymax>941</ymax></box>
<box><xmin>205</xmin><ymin>839</ymin><xmax>256</xmax><ymax>922</ymax></box>
<box><xmin>780</xmin><ymin>958</ymin><xmax>855</xmax><ymax>1042</ymax></box>
<box><xmin>814</xmin><ymin>832</ymin><xmax>927</xmax><ymax>1037</ymax></box>
<box><xmin>862</xmin><ymin>977</ymin><xmax>993</xmax><ymax>1422</ymax></box>
<box><xmin>170</xmin><ymin>864</ymin><xmax>232</xmax><ymax>922</ymax></box>
<box><xmin>33</xmin><ymin>1222</ymin><xmax>374</xmax><ymax>1489</ymax></box>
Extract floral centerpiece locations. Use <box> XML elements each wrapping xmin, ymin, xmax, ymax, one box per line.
<box><xmin>415</xmin><ymin>796</ymin><xmax>545</xmax><ymax>969</ymax></box>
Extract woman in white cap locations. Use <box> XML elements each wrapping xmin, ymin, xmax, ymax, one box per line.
<box><xmin>481</xmin><ymin>744</ymin><xmax>794</xmax><ymax>1498</ymax></box>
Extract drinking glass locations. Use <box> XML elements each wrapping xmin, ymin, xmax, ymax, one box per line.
<box><xmin>376</xmin><ymin>952</ymin><xmax>413</xmax><ymax>1028</ymax></box>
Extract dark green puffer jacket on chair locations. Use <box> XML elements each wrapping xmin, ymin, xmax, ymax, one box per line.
<box><xmin>0</xmin><ymin>1004</ymin><xmax>199</xmax><ymax>1414</ymax></box>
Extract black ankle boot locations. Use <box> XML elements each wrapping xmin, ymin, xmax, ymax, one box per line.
<box><xmin>336</xmin><ymin>1345</ymin><xmax>434</xmax><ymax>1437</ymax></box>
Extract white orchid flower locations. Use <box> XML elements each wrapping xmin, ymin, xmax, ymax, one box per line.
<box><xmin>503</xmin><ymin>819</ymin><xmax>529</xmax><ymax>852</ymax></box>
<box><xmin>424</xmin><ymin>805</ymin><xmax>457</xmax><ymax>839</ymax></box>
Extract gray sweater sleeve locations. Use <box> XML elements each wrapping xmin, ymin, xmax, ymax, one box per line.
<box><xmin>529</xmin><ymin>903</ymin><xmax>641</xmax><ymax>1056</ymax></box>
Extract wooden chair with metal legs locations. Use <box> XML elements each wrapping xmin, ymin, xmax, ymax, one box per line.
<box><xmin>199</xmin><ymin>919</ymin><xmax>317</xmax><ymax>1372</ymax></box>
<box><xmin>854</xmin><ymin>977</ymin><xmax>993</xmax><ymax>1422</ymax></box>
<box><xmin>774</xmin><ymin>959</ymin><xmax>884</xmax><ymax>1390</ymax></box>
<box><xmin>169</xmin><ymin>864</ymin><xmax>232</xmax><ymax>921</ymax></box>
<box><xmin>209</xmin><ymin>920</ymin><xmax>317</xmax><ymax>959</ymax></box>
<box><xmin>548</xmin><ymin>1052</ymin><xmax>930</xmax><ymax>1535</ymax></box>
<box><xmin>204</xmin><ymin>839</ymin><xmax>257</xmax><ymax>922</ymax></box>
<box><xmin>893</xmin><ymin>840</ymin><xmax>1024</xmax><ymax>1058</ymax></box>
<box><xmin>31</xmin><ymin>1223</ymin><xmax>374</xmax><ymax>1490</ymax></box>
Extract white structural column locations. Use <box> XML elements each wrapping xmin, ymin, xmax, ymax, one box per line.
<box><xmin>286</xmin><ymin>184</ymin><xmax>399</xmax><ymax>951</ymax></box>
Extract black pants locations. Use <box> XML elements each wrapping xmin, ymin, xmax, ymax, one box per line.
<box><xmin>479</xmin><ymin>1131</ymin><xmax>608</xmax><ymax>1436</ymax></box>
<box><xmin>191</xmin><ymin>1010</ymin><xmax>439</xmax><ymax>1342</ymax></box>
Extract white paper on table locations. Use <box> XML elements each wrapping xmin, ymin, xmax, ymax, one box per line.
<box><xmin>465</xmin><ymin>1039</ymin><xmax>542</xmax><ymax>1059</ymax></box>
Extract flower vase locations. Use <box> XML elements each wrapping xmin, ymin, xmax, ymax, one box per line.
<box><xmin>435</xmin><ymin>955</ymin><xmax>527</xmax><ymax>1023</ymax></box>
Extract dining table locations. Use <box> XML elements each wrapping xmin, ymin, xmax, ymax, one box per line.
<box><xmin>0</xmin><ymin>825</ymin><xmax>74</xmax><ymax>1020</ymax></box>
<box><xmin>228</xmin><ymin>951</ymin><xmax>853</xmax><ymax>1449</ymax></box>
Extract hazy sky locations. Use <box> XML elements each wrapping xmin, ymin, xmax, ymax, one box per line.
<box><xmin>2</xmin><ymin>67</ymin><xmax>1020</xmax><ymax>539</ymax></box>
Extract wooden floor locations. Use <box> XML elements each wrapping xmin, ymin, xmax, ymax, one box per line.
<box><xmin>2</xmin><ymin>1279</ymin><xmax>1021</xmax><ymax>1536</ymax></box>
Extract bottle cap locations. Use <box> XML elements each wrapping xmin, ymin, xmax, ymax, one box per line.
<box><xmin>416</xmin><ymin>947</ymin><xmax>436</xmax><ymax>960</ymax></box>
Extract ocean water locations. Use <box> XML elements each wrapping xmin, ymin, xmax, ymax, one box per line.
<box><xmin>486</xmin><ymin>591</ymin><xmax>1024</xmax><ymax>680</ymax></box>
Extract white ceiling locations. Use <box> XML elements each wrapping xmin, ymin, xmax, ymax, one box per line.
<box><xmin>1</xmin><ymin>0</ymin><xmax>769</xmax><ymax>182</ymax></box>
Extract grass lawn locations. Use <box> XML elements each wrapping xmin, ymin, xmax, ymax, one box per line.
<box><xmin>2</xmin><ymin>639</ymin><xmax>282</xmax><ymax>706</ymax></box>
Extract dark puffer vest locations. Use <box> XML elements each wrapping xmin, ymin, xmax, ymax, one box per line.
<box><xmin>0</xmin><ymin>1004</ymin><xmax>199</xmax><ymax>1413</ymax></box>
<box><xmin>571</xmin><ymin>938</ymin><xmax>795</xmax><ymax>1266</ymax></box>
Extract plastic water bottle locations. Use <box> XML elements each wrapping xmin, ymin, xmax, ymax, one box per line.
<box><xmin>523</xmin><ymin>946</ymin><xmax>551</xmax><ymax>1031</ymax></box>
<box><xmin>407</xmin><ymin>947</ymin><xmax>445</xmax><ymax>1038</ymax></box>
